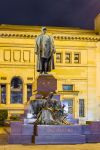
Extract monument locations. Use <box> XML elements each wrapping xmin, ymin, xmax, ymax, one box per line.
<box><xmin>8</xmin><ymin>27</ymin><xmax>100</xmax><ymax>144</ymax></box>
<box><xmin>8</xmin><ymin>27</ymin><xmax>84</xmax><ymax>144</ymax></box>
<box><xmin>25</xmin><ymin>27</ymin><xmax>85</xmax><ymax>144</ymax></box>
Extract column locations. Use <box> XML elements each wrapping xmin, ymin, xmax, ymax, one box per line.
<box><xmin>23</xmin><ymin>84</ymin><xmax>27</xmax><ymax>104</ymax></box>
<box><xmin>6</xmin><ymin>83</ymin><xmax>10</xmax><ymax>104</ymax></box>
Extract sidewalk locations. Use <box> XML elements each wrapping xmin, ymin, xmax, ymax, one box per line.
<box><xmin>0</xmin><ymin>144</ymin><xmax>100</xmax><ymax>150</ymax></box>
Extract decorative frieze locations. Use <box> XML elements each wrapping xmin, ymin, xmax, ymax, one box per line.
<box><xmin>13</xmin><ymin>50</ymin><xmax>21</xmax><ymax>62</ymax></box>
<box><xmin>23</xmin><ymin>50</ymin><xmax>30</xmax><ymax>62</ymax></box>
<box><xmin>1</xmin><ymin>49</ymin><xmax>31</xmax><ymax>63</ymax></box>
<box><xmin>4</xmin><ymin>50</ymin><xmax>11</xmax><ymax>61</ymax></box>
<box><xmin>0</xmin><ymin>32</ymin><xmax>100</xmax><ymax>41</ymax></box>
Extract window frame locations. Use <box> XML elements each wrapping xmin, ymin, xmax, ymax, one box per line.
<box><xmin>0</xmin><ymin>84</ymin><xmax>6</xmax><ymax>104</ymax></box>
<box><xmin>62</xmin><ymin>84</ymin><xmax>74</xmax><ymax>91</ymax></box>
<box><xmin>65</xmin><ymin>52</ymin><xmax>72</xmax><ymax>63</ymax></box>
<box><xmin>10</xmin><ymin>77</ymin><xmax>23</xmax><ymax>104</ymax></box>
<box><xmin>74</xmin><ymin>52</ymin><xmax>81</xmax><ymax>64</ymax></box>
<box><xmin>79</xmin><ymin>99</ymin><xmax>85</xmax><ymax>117</ymax></box>
<box><xmin>61</xmin><ymin>98</ymin><xmax>74</xmax><ymax>116</ymax></box>
<box><xmin>56</xmin><ymin>52</ymin><xmax>62</xmax><ymax>63</ymax></box>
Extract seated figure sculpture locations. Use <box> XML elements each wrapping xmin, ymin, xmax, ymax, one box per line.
<box><xmin>25</xmin><ymin>92</ymin><xmax>71</xmax><ymax>125</ymax></box>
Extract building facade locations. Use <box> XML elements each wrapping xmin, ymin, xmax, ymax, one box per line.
<box><xmin>0</xmin><ymin>16</ymin><xmax>100</xmax><ymax>122</ymax></box>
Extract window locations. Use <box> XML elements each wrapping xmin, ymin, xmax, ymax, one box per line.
<box><xmin>65</xmin><ymin>53</ymin><xmax>71</xmax><ymax>63</ymax></box>
<box><xmin>56</xmin><ymin>53</ymin><xmax>62</xmax><ymax>63</ymax></box>
<box><xmin>79</xmin><ymin>99</ymin><xmax>85</xmax><ymax>117</ymax></box>
<box><xmin>27</xmin><ymin>84</ymin><xmax>32</xmax><ymax>101</ymax></box>
<box><xmin>1</xmin><ymin>77</ymin><xmax>7</xmax><ymax>80</ymax></box>
<box><xmin>11</xmin><ymin>77</ymin><xmax>23</xmax><ymax>104</ymax></box>
<box><xmin>27</xmin><ymin>77</ymin><xmax>33</xmax><ymax>80</ymax></box>
<box><xmin>61</xmin><ymin>99</ymin><xmax>73</xmax><ymax>114</ymax></box>
<box><xmin>74</xmin><ymin>53</ymin><xmax>80</xmax><ymax>63</ymax></box>
<box><xmin>0</xmin><ymin>84</ymin><xmax>6</xmax><ymax>104</ymax></box>
<box><xmin>63</xmin><ymin>84</ymin><xmax>73</xmax><ymax>91</ymax></box>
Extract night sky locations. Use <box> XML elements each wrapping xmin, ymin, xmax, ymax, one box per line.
<box><xmin>0</xmin><ymin>0</ymin><xmax>100</xmax><ymax>29</ymax></box>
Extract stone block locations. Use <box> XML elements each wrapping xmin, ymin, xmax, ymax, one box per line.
<box><xmin>86</xmin><ymin>134</ymin><xmax>100</xmax><ymax>143</ymax></box>
<box><xmin>34</xmin><ymin>135</ymin><xmax>86</xmax><ymax>144</ymax></box>
<box><xmin>8</xmin><ymin>134</ymin><xmax>32</xmax><ymax>144</ymax></box>
<box><xmin>22</xmin><ymin>124</ymin><xmax>34</xmax><ymax>135</ymax></box>
<box><xmin>10</xmin><ymin>121</ymin><xmax>23</xmax><ymax>135</ymax></box>
<box><xmin>82</xmin><ymin>122</ymin><xmax>100</xmax><ymax>134</ymax></box>
<box><xmin>35</xmin><ymin>125</ymin><xmax>83</xmax><ymax>136</ymax></box>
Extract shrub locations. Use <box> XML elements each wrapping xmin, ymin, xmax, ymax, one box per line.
<box><xmin>10</xmin><ymin>114</ymin><xmax>20</xmax><ymax>121</ymax></box>
<box><xmin>0</xmin><ymin>110</ymin><xmax>8</xmax><ymax>126</ymax></box>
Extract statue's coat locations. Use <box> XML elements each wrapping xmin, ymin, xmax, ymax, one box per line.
<box><xmin>35</xmin><ymin>34</ymin><xmax>55</xmax><ymax>72</ymax></box>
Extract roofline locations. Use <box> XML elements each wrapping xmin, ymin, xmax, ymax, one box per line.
<box><xmin>0</xmin><ymin>24</ymin><xmax>94</xmax><ymax>33</ymax></box>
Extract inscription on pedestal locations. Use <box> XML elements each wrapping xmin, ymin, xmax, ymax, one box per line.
<box><xmin>36</xmin><ymin>125</ymin><xmax>82</xmax><ymax>135</ymax></box>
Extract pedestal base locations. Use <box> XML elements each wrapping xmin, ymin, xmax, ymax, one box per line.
<box><xmin>83</xmin><ymin>122</ymin><xmax>100</xmax><ymax>143</ymax></box>
<box><xmin>34</xmin><ymin>125</ymin><xmax>86</xmax><ymax>144</ymax></box>
<box><xmin>8</xmin><ymin>121</ymin><xmax>100</xmax><ymax>144</ymax></box>
<box><xmin>8</xmin><ymin>121</ymin><xmax>34</xmax><ymax>144</ymax></box>
<box><xmin>34</xmin><ymin>135</ymin><xmax>86</xmax><ymax>144</ymax></box>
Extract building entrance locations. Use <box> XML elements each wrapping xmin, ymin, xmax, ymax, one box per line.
<box><xmin>61</xmin><ymin>99</ymin><xmax>73</xmax><ymax>115</ymax></box>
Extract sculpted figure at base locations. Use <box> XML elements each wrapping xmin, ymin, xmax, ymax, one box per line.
<box><xmin>25</xmin><ymin>92</ymin><xmax>71</xmax><ymax>125</ymax></box>
<box><xmin>35</xmin><ymin>27</ymin><xmax>56</xmax><ymax>74</ymax></box>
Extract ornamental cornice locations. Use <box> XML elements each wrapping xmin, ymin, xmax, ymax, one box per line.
<box><xmin>0</xmin><ymin>32</ymin><xmax>100</xmax><ymax>42</ymax></box>
<box><xmin>52</xmin><ymin>34</ymin><xmax>100</xmax><ymax>41</ymax></box>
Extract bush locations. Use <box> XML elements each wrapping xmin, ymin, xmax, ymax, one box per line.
<box><xmin>10</xmin><ymin>114</ymin><xmax>20</xmax><ymax>121</ymax></box>
<box><xmin>0</xmin><ymin>110</ymin><xmax>8</xmax><ymax>126</ymax></box>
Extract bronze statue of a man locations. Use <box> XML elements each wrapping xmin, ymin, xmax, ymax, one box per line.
<box><xmin>35</xmin><ymin>27</ymin><xmax>56</xmax><ymax>74</ymax></box>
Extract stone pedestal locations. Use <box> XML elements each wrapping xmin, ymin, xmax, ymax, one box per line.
<box><xmin>33</xmin><ymin>74</ymin><xmax>57</xmax><ymax>97</ymax></box>
<box><xmin>82</xmin><ymin>121</ymin><xmax>100</xmax><ymax>143</ymax></box>
<box><xmin>34</xmin><ymin>125</ymin><xmax>86</xmax><ymax>144</ymax></box>
<box><xmin>8</xmin><ymin>121</ymin><xmax>34</xmax><ymax>144</ymax></box>
<box><xmin>8</xmin><ymin>121</ymin><xmax>100</xmax><ymax>144</ymax></box>
<box><xmin>30</xmin><ymin>74</ymin><xmax>57</xmax><ymax>100</ymax></box>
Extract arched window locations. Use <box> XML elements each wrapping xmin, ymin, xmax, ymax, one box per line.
<box><xmin>11</xmin><ymin>77</ymin><xmax>23</xmax><ymax>104</ymax></box>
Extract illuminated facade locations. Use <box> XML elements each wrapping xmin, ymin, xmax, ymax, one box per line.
<box><xmin>0</xmin><ymin>15</ymin><xmax>100</xmax><ymax>122</ymax></box>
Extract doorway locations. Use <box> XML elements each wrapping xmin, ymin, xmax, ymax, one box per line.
<box><xmin>61</xmin><ymin>99</ymin><xmax>73</xmax><ymax>114</ymax></box>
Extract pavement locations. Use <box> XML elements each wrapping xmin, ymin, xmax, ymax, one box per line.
<box><xmin>1</xmin><ymin>127</ymin><xmax>100</xmax><ymax>150</ymax></box>
<box><xmin>0</xmin><ymin>144</ymin><xmax>100</xmax><ymax>150</ymax></box>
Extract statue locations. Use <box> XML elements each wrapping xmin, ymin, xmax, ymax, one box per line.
<box><xmin>35</xmin><ymin>27</ymin><xmax>56</xmax><ymax>74</ymax></box>
<box><xmin>25</xmin><ymin>92</ymin><xmax>71</xmax><ymax>125</ymax></box>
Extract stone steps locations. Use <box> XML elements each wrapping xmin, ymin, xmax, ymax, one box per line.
<box><xmin>86</xmin><ymin>134</ymin><xmax>100</xmax><ymax>143</ymax></box>
<box><xmin>8</xmin><ymin>134</ymin><xmax>32</xmax><ymax>144</ymax></box>
<box><xmin>34</xmin><ymin>135</ymin><xmax>86</xmax><ymax>144</ymax></box>
<box><xmin>34</xmin><ymin>125</ymin><xmax>86</xmax><ymax>144</ymax></box>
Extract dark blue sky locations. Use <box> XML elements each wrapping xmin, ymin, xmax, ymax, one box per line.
<box><xmin>0</xmin><ymin>0</ymin><xmax>100</xmax><ymax>29</ymax></box>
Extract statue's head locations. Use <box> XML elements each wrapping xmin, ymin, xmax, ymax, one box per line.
<box><xmin>41</xmin><ymin>26</ymin><xmax>47</xmax><ymax>34</ymax></box>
